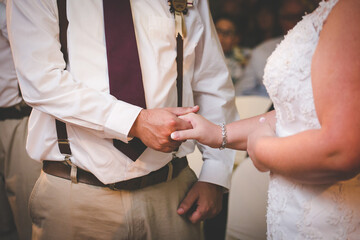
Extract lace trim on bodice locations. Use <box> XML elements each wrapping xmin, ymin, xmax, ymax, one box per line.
<box><xmin>311</xmin><ymin>0</ymin><xmax>339</xmax><ymax>33</ymax></box>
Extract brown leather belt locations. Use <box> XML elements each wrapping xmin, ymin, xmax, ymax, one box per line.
<box><xmin>43</xmin><ymin>157</ymin><xmax>188</xmax><ymax>191</ymax></box>
<box><xmin>0</xmin><ymin>101</ymin><xmax>32</xmax><ymax>121</ymax></box>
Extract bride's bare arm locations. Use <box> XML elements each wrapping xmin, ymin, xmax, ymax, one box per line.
<box><xmin>248</xmin><ymin>0</ymin><xmax>360</xmax><ymax>184</ymax></box>
<box><xmin>226</xmin><ymin>110</ymin><xmax>276</xmax><ymax>150</ymax></box>
<box><xmin>171</xmin><ymin>110</ymin><xmax>276</xmax><ymax>150</ymax></box>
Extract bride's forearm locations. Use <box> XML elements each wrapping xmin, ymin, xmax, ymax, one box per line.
<box><xmin>253</xmin><ymin>128</ymin><xmax>360</xmax><ymax>184</ymax></box>
<box><xmin>226</xmin><ymin>110</ymin><xmax>276</xmax><ymax>150</ymax></box>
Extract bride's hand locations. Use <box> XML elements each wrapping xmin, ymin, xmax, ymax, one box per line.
<box><xmin>171</xmin><ymin>113</ymin><xmax>222</xmax><ymax>148</ymax></box>
<box><xmin>247</xmin><ymin>120</ymin><xmax>276</xmax><ymax>172</ymax></box>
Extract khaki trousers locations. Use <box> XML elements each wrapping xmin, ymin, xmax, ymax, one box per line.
<box><xmin>0</xmin><ymin>117</ymin><xmax>42</xmax><ymax>240</ymax></box>
<box><xmin>29</xmin><ymin>166</ymin><xmax>202</xmax><ymax>240</ymax></box>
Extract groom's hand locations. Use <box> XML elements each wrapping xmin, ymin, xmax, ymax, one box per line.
<box><xmin>177</xmin><ymin>181</ymin><xmax>224</xmax><ymax>223</ymax></box>
<box><xmin>129</xmin><ymin>106</ymin><xmax>199</xmax><ymax>153</ymax></box>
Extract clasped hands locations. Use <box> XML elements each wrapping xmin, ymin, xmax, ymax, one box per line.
<box><xmin>128</xmin><ymin>105</ymin><xmax>200</xmax><ymax>153</ymax></box>
<box><xmin>129</xmin><ymin>105</ymin><xmax>225</xmax><ymax>152</ymax></box>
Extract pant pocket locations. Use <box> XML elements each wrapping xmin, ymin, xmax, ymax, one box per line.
<box><xmin>28</xmin><ymin>171</ymin><xmax>44</xmax><ymax>222</ymax></box>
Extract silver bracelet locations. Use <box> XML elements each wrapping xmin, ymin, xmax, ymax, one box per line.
<box><xmin>219</xmin><ymin>123</ymin><xmax>227</xmax><ymax>150</ymax></box>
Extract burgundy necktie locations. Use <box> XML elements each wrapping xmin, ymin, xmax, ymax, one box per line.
<box><xmin>103</xmin><ymin>0</ymin><xmax>147</xmax><ymax>161</ymax></box>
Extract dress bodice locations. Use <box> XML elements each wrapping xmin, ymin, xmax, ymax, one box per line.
<box><xmin>263</xmin><ymin>0</ymin><xmax>360</xmax><ymax>239</ymax></box>
<box><xmin>264</xmin><ymin>0</ymin><xmax>339</xmax><ymax>137</ymax></box>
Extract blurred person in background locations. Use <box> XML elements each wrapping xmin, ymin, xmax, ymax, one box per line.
<box><xmin>236</xmin><ymin>0</ymin><xmax>309</xmax><ymax>96</ymax></box>
<box><xmin>215</xmin><ymin>14</ymin><xmax>251</xmax><ymax>86</ymax></box>
<box><xmin>243</xmin><ymin>0</ymin><xmax>282</xmax><ymax>48</ymax></box>
<box><xmin>0</xmin><ymin>1</ymin><xmax>41</xmax><ymax>239</ymax></box>
<box><xmin>218</xmin><ymin>0</ymin><xmax>244</xmax><ymax>20</ymax></box>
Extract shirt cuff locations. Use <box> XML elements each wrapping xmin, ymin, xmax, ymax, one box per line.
<box><xmin>197</xmin><ymin>158</ymin><xmax>233</xmax><ymax>190</ymax></box>
<box><xmin>103</xmin><ymin>100</ymin><xmax>142</xmax><ymax>143</ymax></box>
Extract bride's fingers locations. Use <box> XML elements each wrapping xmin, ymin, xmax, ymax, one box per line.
<box><xmin>171</xmin><ymin>129</ymin><xmax>196</xmax><ymax>141</ymax></box>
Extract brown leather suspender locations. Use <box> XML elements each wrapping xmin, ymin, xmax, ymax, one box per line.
<box><xmin>56</xmin><ymin>0</ymin><xmax>71</xmax><ymax>157</ymax></box>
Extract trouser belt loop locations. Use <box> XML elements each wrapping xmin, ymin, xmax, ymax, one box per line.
<box><xmin>65</xmin><ymin>158</ymin><xmax>78</xmax><ymax>184</ymax></box>
<box><xmin>70</xmin><ymin>163</ymin><xmax>78</xmax><ymax>183</ymax></box>
<box><xmin>166</xmin><ymin>161</ymin><xmax>173</xmax><ymax>182</ymax></box>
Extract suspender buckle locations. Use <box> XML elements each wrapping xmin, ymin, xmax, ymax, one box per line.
<box><xmin>57</xmin><ymin>139</ymin><xmax>70</xmax><ymax>145</ymax></box>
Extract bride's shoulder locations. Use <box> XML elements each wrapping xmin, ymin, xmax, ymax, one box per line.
<box><xmin>330</xmin><ymin>0</ymin><xmax>360</xmax><ymax>16</ymax></box>
<box><xmin>324</xmin><ymin>0</ymin><xmax>360</xmax><ymax>31</ymax></box>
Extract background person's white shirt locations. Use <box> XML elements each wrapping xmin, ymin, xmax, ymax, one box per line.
<box><xmin>7</xmin><ymin>0</ymin><xmax>239</xmax><ymax>187</ymax></box>
<box><xmin>0</xmin><ymin>1</ymin><xmax>22</xmax><ymax>107</ymax></box>
<box><xmin>235</xmin><ymin>37</ymin><xmax>283</xmax><ymax>97</ymax></box>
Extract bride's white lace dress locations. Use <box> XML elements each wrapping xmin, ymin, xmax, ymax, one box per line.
<box><xmin>263</xmin><ymin>0</ymin><xmax>360</xmax><ymax>239</ymax></box>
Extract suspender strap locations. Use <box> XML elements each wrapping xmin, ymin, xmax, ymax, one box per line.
<box><xmin>55</xmin><ymin>118</ymin><xmax>72</xmax><ymax>155</ymax></box>
<box><xmin>57</xmin><ymin>0</ymin><xmax>68</xmax><ymax>63</ymax></box>
<box><xmin>56</xmin><ymin>0</ymin><xmax>71</xmax><ymax>156</ymax></box>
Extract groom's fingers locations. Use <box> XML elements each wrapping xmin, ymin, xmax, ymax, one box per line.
<box><xmin>164</xmin><ymin>105</ymin><xmax>199</xmax><ymax>116</ymax></box>
<box><xmin>178</xmin><ymin>113</ymin><xmax>196</xmax><ymax>124</ymax></box>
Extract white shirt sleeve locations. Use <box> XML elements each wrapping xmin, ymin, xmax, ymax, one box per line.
<box><xmin>6</xmin><ymin>0</ymin><xmax>141</xmax><ymax>142</ymax></box>
<box><xmin>192</xmin><ymin>0</ymin><xmax>240</xmax><ymax>189</ymax></box>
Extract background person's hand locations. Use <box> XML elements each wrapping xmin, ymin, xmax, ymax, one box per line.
<box><xmin>171</xmin><ymin>113</ymin><xmax>222</xmax><ymax>148</ymax></box>
<box><xmin>177</xmin><ymin>181</ymin><xmax>224</xmax><ymax>223</ymax></box>
<box><xmin>129</xmin><ymin>106</ymin><xmax>199</xmax><ymax>153</ymax></box>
